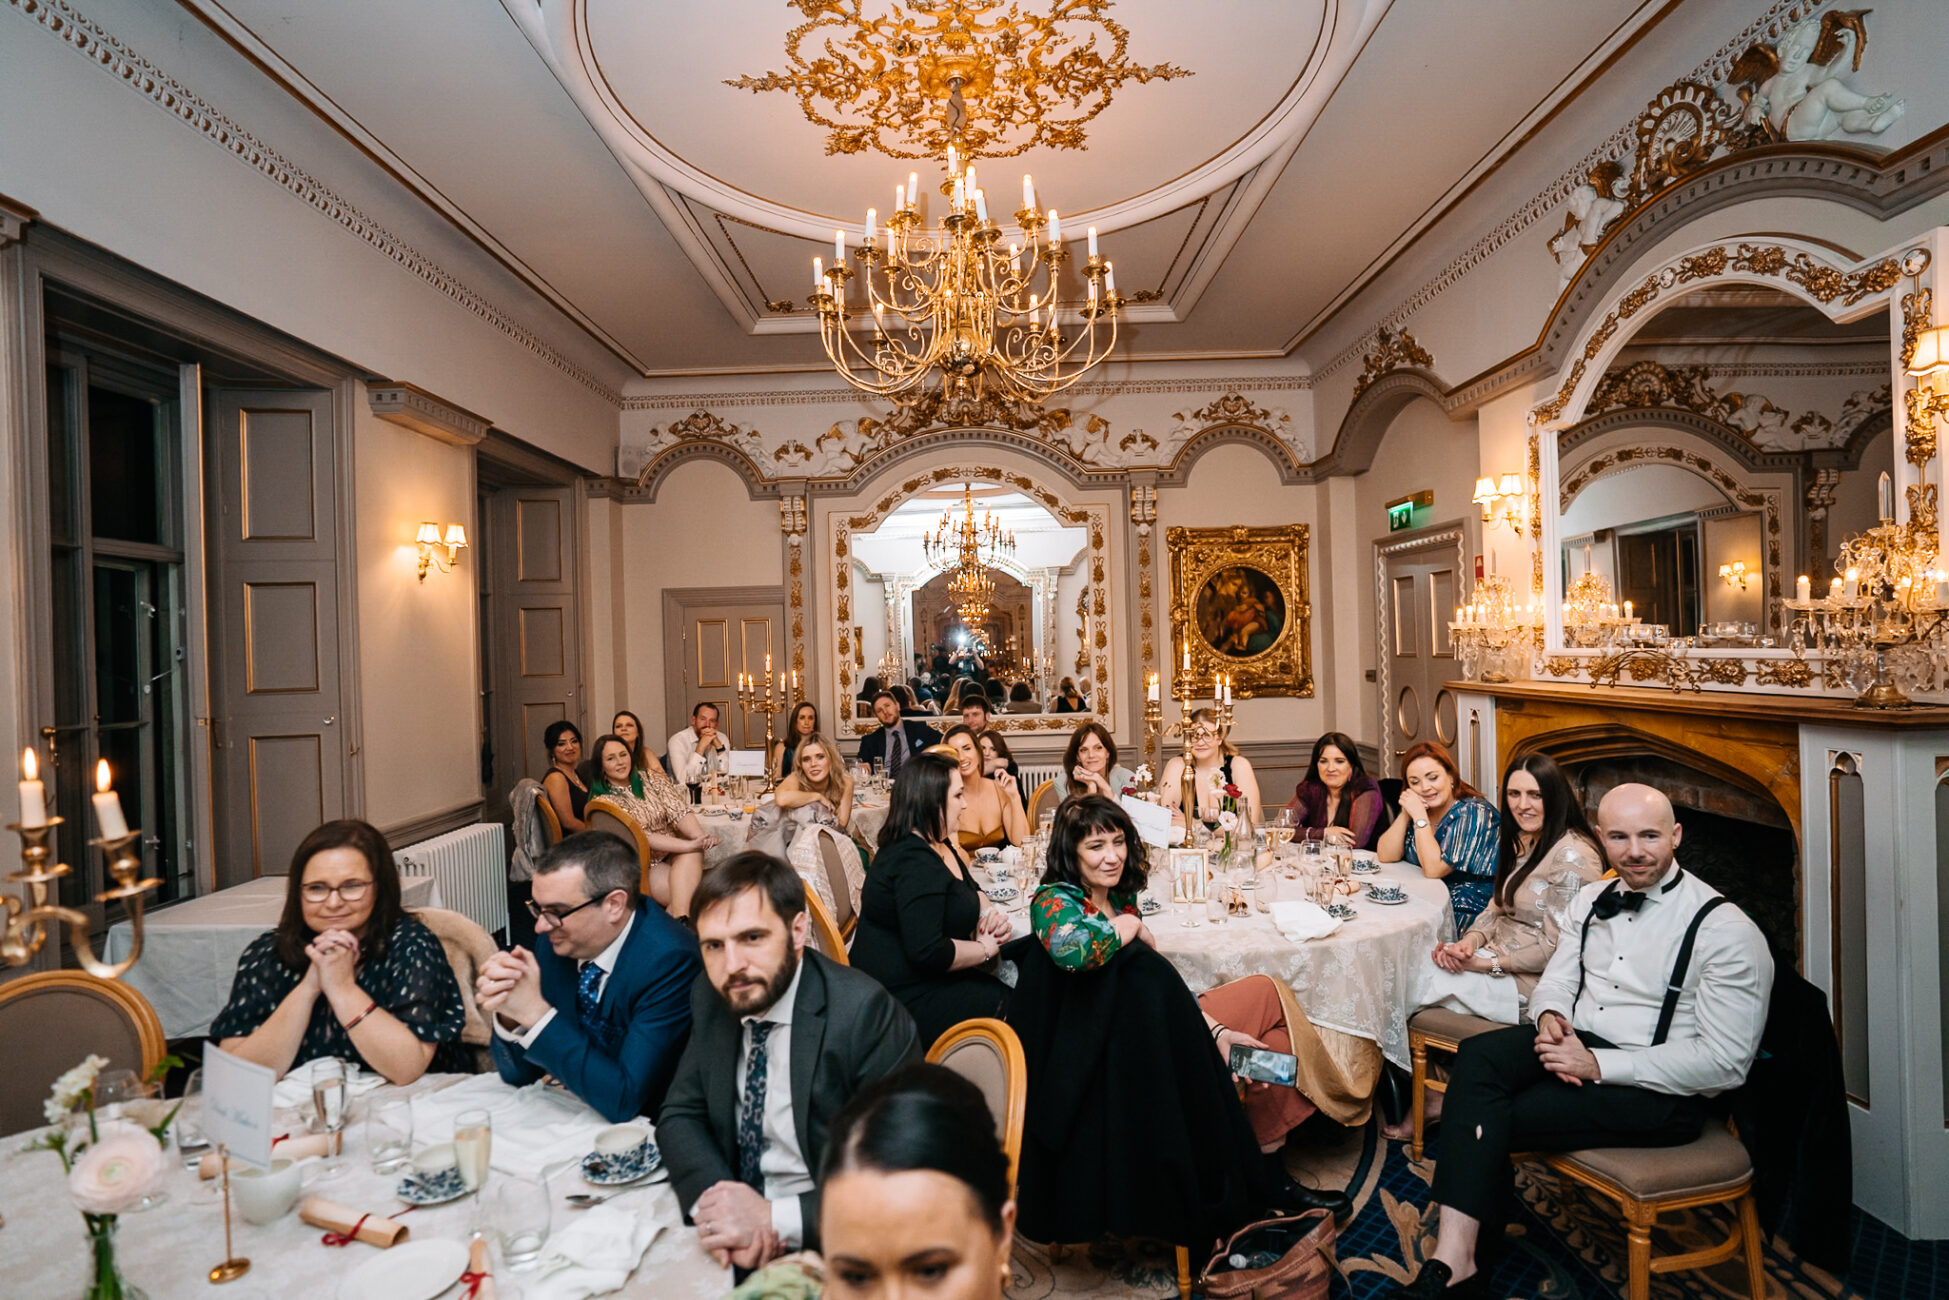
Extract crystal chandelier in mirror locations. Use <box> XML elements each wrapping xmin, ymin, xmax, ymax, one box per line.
<box><xmin>924</xmin><ymin>484</ymin><xmax>1014</xmax><ymax>625</ymax></box>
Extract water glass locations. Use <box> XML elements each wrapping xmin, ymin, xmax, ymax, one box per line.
<box><xmin>455</xmin><ymin>1108</ymin><xmax>494</xmax><ymax>1192</ymax></box>
<box><xmin>177</xmin><ymin>1068</ymin><xmax>210</xmax><ymax>1167</ymax></box>
<box><xmin>488</xmin><ymin>1173</ymin><xmax>551</xmax><ymax>1270</ymax></box>
<box><xmin>367</xmin><ymin>1098</ymin><xmax>414</xmax><ymax>1174</ymax></box>
<box><xmin>310</xmin><ymin>1059</ymin><xmax>349</xmax><ymax>1178</ymax></box>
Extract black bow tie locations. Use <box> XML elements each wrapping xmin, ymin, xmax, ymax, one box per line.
<box><xmin>1591</xmin><ymin>888</ymin><xmax>1646</xmax><ymax>920</ymax></box>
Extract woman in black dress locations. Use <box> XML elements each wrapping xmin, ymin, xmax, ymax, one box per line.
<box><xmin>211</xmin><ymin>819</ymin><xmax>467</xmax><ymax>1083</ymax></box>
<box><xmin>850</xmin><ymin>749</ymin><xmax>1014</xmax><ymax>1048</ymax></box>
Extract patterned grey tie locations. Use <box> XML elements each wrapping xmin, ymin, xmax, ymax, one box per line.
<box><xmin>736</xmin><ymin>1020</ymin><xmax>776</xmax><ymax>1191</ymax></box>
<box><xmin>888</xmin><ymin>724</ymin><xmax>907</xmax><ymax>777</ymax></box>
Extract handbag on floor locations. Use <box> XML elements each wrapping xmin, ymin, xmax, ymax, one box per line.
<box><xmin>1197</xmin><ymin>1208</ymin><xmax>1338</xmax><ymax>1299</ymax></box>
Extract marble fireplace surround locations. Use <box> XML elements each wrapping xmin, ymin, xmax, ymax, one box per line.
<box><xmin>1452</xmin><ymin>679</ymin><xmax>1949</xmax><ymax>1239</ymax></box>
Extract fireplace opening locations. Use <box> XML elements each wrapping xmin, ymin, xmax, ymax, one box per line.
<box><xmin>1568</xmin><ymin>756</ymin><xmax>1799</xmax><ymax>963</ymax></box>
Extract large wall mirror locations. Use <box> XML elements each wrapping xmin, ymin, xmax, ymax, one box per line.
<box><xmin>1542</xmin><ymin>242</ymin><xmax>1904</xmax><ymax>660</ymax></box>
<box><xmin>833</xmin><ymin>471</ymin><xmax>1115</xmax><ymax>738</ymax></box>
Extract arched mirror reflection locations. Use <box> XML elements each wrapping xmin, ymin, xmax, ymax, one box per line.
<box><xmin>849</xmin><ymin>480</ymin><xmax>1101</xmax><ymax>723</ymax></box>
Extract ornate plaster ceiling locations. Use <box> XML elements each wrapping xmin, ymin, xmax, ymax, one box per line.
<box><xmin>179</xmin><ymin>0</ymin><xmax>1678</xmax><ymax>380</ymax></box>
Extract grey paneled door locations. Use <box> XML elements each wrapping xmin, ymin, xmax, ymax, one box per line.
<box><xmin>209</xmin><ymin>390</ymin><xmax>344</xmax><ymax>883</ymax></box>
<box><xmin>663</xmin><ymin>594</ymin><xmax>784</xmax><ymax>752</ymax></box>
<box><xmin>486</xmin><ymin>486</ymin><xmax>581</xmax><ymax>798</ymax></box>
<box><xmin>1380</xmin><ymin>543</ymin><xmax>1459</xmax><ymax>779</ymax></box>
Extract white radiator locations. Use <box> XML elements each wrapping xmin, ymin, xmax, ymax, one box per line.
<box><xmin>396</xmin><ymin>823</ymin><xmax>508</xmax><ymax>938</ymax></box>
<box><xmin>1018</xmin><ymin>764</ymin><xmax>1064</xmax><ymax>795</ymax></box>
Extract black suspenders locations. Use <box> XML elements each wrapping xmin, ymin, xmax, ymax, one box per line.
<box><xmin>1571</xmin><ymin>884</ymin><xmax>1728</xmax><ymax>1047</ymax></box>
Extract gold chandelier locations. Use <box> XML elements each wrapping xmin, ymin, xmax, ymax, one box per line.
<box><xmin>924</xmin><ymin>483</ymin><xmax>1013</xmax><ymax>624</ymax></box>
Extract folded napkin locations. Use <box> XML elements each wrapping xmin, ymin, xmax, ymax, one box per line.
<box><xmin>1269</xmin><ymin>900</ymin><xmax>1342</xmax><ymax>943</ymax></box>
<box><xmin>526</xmin><ymin>1204</ymin><xmax>661</xmax><ymax>1300</ymax></box>
<box><xmin>273</xmin><ymin>1057</ymin><xmax>386</xmax><ymax>1111</ymax></box>
<box><xmin>409</xmin><ymin>1075</ymin><xmax>612</xmax><ymax>1177</ymax></box>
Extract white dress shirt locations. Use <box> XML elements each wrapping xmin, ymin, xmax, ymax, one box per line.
<box><xmin>494</xmin><ymin>910</ymin><xmax>637</xmax><ymax>1047</ymax></box>
<box><xmin>735</xmin><ymin>961</ymin><xmax>812</xmax><ymax>1248</ymax></box>
<box><xmin>668</xmin><ymin>725</ymin><xmax>727</xmax><ymax>786</ymax></box>
<box><xmin>1528</xmin><ymin>865</ymin><xmax>1772</xmax><ymax>1098</ymax></box>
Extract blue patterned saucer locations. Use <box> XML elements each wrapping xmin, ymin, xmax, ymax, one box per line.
<box><xmin>581</xmin><ymin>1143</ymin><xmax>662</xmax><ymax>1187</ymax></box>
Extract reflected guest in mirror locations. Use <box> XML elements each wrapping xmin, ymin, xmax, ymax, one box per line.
<box><xmin>1051</xmin><ymin>676</ymin><xmax>1086</xmax><ymax>713</ymax></box>
<box><xmin>770</xmin><ymin>702</ymin><xmax>820</xmax><ymax>780</ymax></box>
<box><xmin>1286</xmin><ymin>732</ymin><xmax>1384</xmax><ymax>850</ymax></box>
<box><xmin>975</xmin><ymin>728</ymin><xmax>1023</xmax><ymax>787</ymax></box>
<box><xmin>1377</xmin><ymin>741</ymin><xmax>1500</xmax><ymax>933</ymax></box>
<box><xmin>904</xmin><ymin>678</ymin><xmax>941</xmax><ymax>714</ymax></box>
<box><xmin>943</xmin><ymin>724</ymin><xmax>1029</xmax><ymax>850</ymax></box>
<box><xmin>541</xmin><ymin>720</ymin><xmax>590</xmax><ymax>835</ymax></box>
<box><xmin>855</xmin><ymin>675</ymin><xmax>883</xmax><ymax>703</ymax></box>
<box><xmin>1159</xmin><ymin>709</ymin><xmax>1263</xmax><ymax>829</ymax></box>
<box><xmin>1053</xmin><ymin>721</ymin><xmax>1135</xmax><ymax>803</ymax></box>
<box><xmin>856</xmin><ymin>690</ymin><xmax>943</xmax><ymax>780</ymax></box>
<box><xmin>1004</xmin><ymin>681</ymin><xmax>1040</xmax><ymax>714</ymax></box>
<box><xmin>960</xmin><ymin>694</ymin><xmax>994</xmax><ymax>735</ymax></box>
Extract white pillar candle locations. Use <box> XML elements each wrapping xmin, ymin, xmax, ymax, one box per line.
<box><xmin>1047</xmin><ymin>210</ymin><xmax>1060</xmax><ymax>245</ymax></box>
<box><xmin>1843</xmin><ymin>567</ymin><xmax>1860</xmax><ymax>600</ymax></box>
<box><xmin>1022</xmin><ymin>174</ymin><xmax>1035</xmax><ymax>212</ymax></box>
<box><xmin>1182</xmin><ymin>642</ymin><xmax>1191</xmax><ymax>671</ymax></box>
<box><xmin>813</xmin><ymin>256</ymin><xmax>823</xmax><ymax>293</ymax></box>
<box><xmin>92</xmin><ymin>759</ymin><xmax>128</xmax><ymax>840</ymax></box>
<box><xmin>1624</xmin><ymin>600</ymin><xmax>1633</xmax><ymax>620</ymax></box>
<box><xmin>865</xmin><ymin>208</ymin><xmax>876</xmax><ymax>242</ymax></box>
<box><xmin>1796</xmin><ymin>574</ymin><xmax>1811</xmax><ymax>603</ymax></box>
<box><xmin>18</xmin><ymin>748</ymin><xmax>46</xmax><ymax>829</ymax></box>
<box><xmin>1148</xmin><ymin>673</ymin><xmax>1159</xmax><ymax>703</ymax></box>
<box><xmin>835</xmin><ymin>229</ymin><xmax>845</xmax><ymax>263</ymax></box>
<box><xmin>1879</xmin><ymin>471</ymin><xmax>1893</xmax><ymax>521</ymax></box>
<box><xmin>974</xmin><ymin>188</ymin><xmax>988</xmax><ymax>222</ymax></box>
<box><xmin>1105</xmin><ymin>262</ymin><xmax>1115</xmax><ymax>295</ymax></box>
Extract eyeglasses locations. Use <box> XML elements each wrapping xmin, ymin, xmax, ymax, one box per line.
<box><xmin>301</xmin><ymin>879</ymin><xmax>373</xmax><ymax>904</ymax></box>
<box><xmin>1189</xmin><ymin>727</ymin><xmax>1220</xmax><ymax>742</ymax></box>
<box><xmin>524</xmin><ymin>892</ymin><xmax>613</xmax><ymax>926</ymax></box>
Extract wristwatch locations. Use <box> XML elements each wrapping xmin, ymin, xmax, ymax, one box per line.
<box><xmin>1490</xmin><ymin>955</ymin><xmax>1505</xmax><ymax>979</ymax></box>
<box><xmin>1414</xmin><ymin>817</ymin><xmax>1430</xmax><ymax>829</ymax></box>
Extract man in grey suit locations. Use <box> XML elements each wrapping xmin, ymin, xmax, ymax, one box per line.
<box><xmin>659</xmin><ymin>851</ymin><xmax>920</xmax><ymax>1272</ymax></box>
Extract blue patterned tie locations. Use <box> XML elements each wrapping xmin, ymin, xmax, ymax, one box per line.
<box><xmin>577</xmin><ymin>961</ymin><xmax>603</xmax><ymax>1026</ymax></box>
<box><xmin>737</xmin><ymin>1021</ymin><xmax>776</xmax><ymax>1190</ymax></box>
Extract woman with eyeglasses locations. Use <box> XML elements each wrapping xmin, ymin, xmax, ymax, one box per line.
<box><xmin>211</xmin><ymin>819</ymin><xmax>467</xmax><ymax>1083</ymax></box>
<box><xmin>1158</xmin><ymin>708</ymin><xmax>1263</xmax><ymax>829</ymax></box>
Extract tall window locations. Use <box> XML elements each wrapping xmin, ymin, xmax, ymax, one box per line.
<box><xmin>43</xmin><ymin>342</ymin><xmax>193</xmax><ymax>919</ymax></box>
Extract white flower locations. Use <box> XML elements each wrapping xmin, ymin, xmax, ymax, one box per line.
<box><xmin>67</xmin><ymin>1121</ymin><xmax>164</xmax><ymax>1216</ymax></box>
<box><xmin>1218</xmin><ymin>810</ymin><xmax>1239</xmax><ymax>832</ymax></box>
<box><xmin>1133</xmin><ymin>764</ymin><xmax>1153</xmax><ymax>785</ymax></box>
<box><xmin>44</xmin><ymin>1055</ymin><xmax>110</xmax><ymax>1127</ymax></box>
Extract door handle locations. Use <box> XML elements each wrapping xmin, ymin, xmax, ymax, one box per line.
<box><xmin>323</xmin><ymin>716</ymin><xmax>336</xmax><ymax>726</ymax></box>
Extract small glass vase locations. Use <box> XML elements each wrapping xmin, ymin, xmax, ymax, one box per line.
<box><xmin>83</xmin><ymin>1214</ymin><xmax>146</xmax><ymax>1300</ymax></box>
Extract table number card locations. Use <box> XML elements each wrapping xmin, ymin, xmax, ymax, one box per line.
<box><xmin>1168</xmin><ymin>848</ymin><xmax>1209</xmax><ymax>902</ymax></box>
<box><xmin>1119</xmin><ymin>795</ymin><xmax>1175</xmax><ymax>852</ymax></box>
<box><xmin>200</xmin><ymin>1043</ymin><xmax>276</xmax><ymax>1170</ymax></box>
<box><xmin>725</xmin><ymin>750</ymin><xmax>768</xmax><ymax>777</ymax></box>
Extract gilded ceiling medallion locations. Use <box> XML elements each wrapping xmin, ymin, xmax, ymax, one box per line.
<box><xmin>725</xmin><ymin>0</ymin><xmax>1191</xmax><ymax>160</ymax></box>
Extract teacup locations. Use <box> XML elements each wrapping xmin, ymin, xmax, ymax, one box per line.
<box><xmin>1367</xmin><ymin>885</ymin><xmax>1406</xmax><ymax>902</ymax></box>
<box><xmin>591</xmin><ymin>1124</ymin><xmax>654</xmax><ymax>1180</ymax></box>
<box><xmin>232</xmin><ymin>1157</ymin><xmax>307</xmax><ymax>1224</ymax></box>
<box><xmin>402</xmin><ymin>1143</ymin><xmax>466</xmax><ymax>1201</ymax></box>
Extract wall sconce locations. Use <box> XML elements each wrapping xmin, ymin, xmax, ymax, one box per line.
<box><xmin>415</xmin><ymin>521</ymin><xmax>468</xmax><ymax>581</ymax></box>
<box><xmin>1909</xmin><ymin>324</ymin><xmax>1949</xmax><ymax>422</ymax></box>
<box><xmin>1719</xmin><ymin>561</ymin><xmax>1751</xmax><ymax>590</ymax></box>
<box><xmin>1471</xmin><ymin>472</ymin><xmax>1530</xmax><ymax>536</ymax></box>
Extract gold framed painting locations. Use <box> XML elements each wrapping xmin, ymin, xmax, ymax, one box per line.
<box><xmin>1167</xmin><ymin>524</ymin><xmax>1313</xmax><ymax>698</ymax></box>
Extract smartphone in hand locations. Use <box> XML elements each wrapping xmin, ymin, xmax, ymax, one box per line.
<box><xmin>1229</xmin><ymin>1043</ymin><xmax>1299</xmax><ymax>1087</ymax></box>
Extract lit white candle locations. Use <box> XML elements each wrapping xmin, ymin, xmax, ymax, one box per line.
<box><xmin>1022</xmin><ymin>174</ymin><xmax>1035</xmax><ymax>212</ymax></box>
<box><xmin>907</xmin><ymin>172</ymin><xmax>919</xmax><ymax>207</ymax></box>
<box><xmin>813</xmin><ymin>256</ymin><xmax>823</xmax><ymax>293</ymax></box>
<box><xmin>1454</xmin><ymin>606</ymin><xmax>1463</xmax><ymax>626</ymax></box>
<box><xmin>92</xmin><ymin>759</ymin><xmax>128</xmax><ymax>840</ymax></box>
<box><xmin>1879</xmin><ymin>471</ymin><xmax>1893</xmax><ymax>521</ymax></box>
<box><xmin>1844</xmin><ymin>567</ymin><xmax>1860</xmax><ymax>599</ymax></box>
<box><xmin>895</xmin><ymin>183</ymin><xmax>904</xmax><ymax>212</ymax></box>
<box><xmin>946</xmin><ymin>144</ymin><xmax>957</xmax><ymax>177</ymax></box>
<box><xmin>865</xmin><ymin>208</ymin><xmax>876</xmax><ymax>242</ymax></box>
<box><xmin>1624</xmin><ymin>600</ymin><xmax>1633</xmax><ymax>620</ymax></box>
<box><xmin>952</xmin><ymin>177</ymin><xmax>965</xmax><ymax>210</ymax></box>
<box><xmin>1148</xmin><ymin>673</ymin><xmax>1159</xmax><ymax>703</ymax></box>
<box><xmin>1047</xmin><ymin>209</ymin><xmax>1060</xmax><ymax>245</ymax></box>
<box><xmin>1104</xmin><ymin>262</ymin><xmax>1115</xmax><ymax>295</ymax></box>
<box><xmin>1796</xmin><ymin>574</ymin><xmax>1811</xmax><ymax>603</ymax></box>
<box><xmin>1182</xmin><ymin>642</ymin><xmax>1191</xmax><ymax>671</ymax></box>
<box><xmin>1028</xmin><ymin>293</ymin><xmax>1039</xmax><ymax>328</ymax></box>
<box><xmin>18</xmin><ymin>748</ymin><xmax>46</xmax><ymax>829</ymax></box>
<box><xmin>965</xmin><ymin>165</ymin><xmax>977</xmax><ymax>197</ymax></box>
<box><xmin>974</xmin><ymin>188</ymin><xmax>988</xmax><ymax>222</ymax></box>
<box><xmin>835</xmin><ymin>229</ymin><xmax>845</xmax><ymax>263</ymax></box>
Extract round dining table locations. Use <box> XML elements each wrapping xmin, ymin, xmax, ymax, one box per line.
<box><xmin>2</xmin><ymin>1070</ymin><xmax>728</xmax><ymax>1299</ymax></box>
<box><xmin>694</xmin><ymin>793</ymin><xmax>890</xmax><ymax>870</ymax></box>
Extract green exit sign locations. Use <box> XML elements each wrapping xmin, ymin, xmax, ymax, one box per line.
<box><xmin>1386</xmin><ymin>490</ymin><xmax>1434</xmax><ymax>532</ymax></box>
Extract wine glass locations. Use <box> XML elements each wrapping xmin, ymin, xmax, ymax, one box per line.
<box><xmin>455</xmin><ymin>1108</ymin><xmax>494</xmax><ymax>1221</ymax></box>
<box><xmin>1175</xmin><ymin>857</ymin><xmax>1202</xmax><ymax>929</ymax></box>
<box><xmin>311</xmin><ymin>1059</ymin><xmax>350</xmax><ymax>1179</ymax></box>
<box><xmin>177</xmin><ymin>1067</ymin><xmax>211</xmax><ymax>1169</ymax></box>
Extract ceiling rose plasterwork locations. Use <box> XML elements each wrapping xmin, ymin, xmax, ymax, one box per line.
<box><xmin>725</xmin><ymin>0</ymin><xmax>1190</xmax><ymax>160</ymax></box>
<box><xmin>1585</xmin><ymin>359</ymin><xmax>1888</xmax><ymax>452</ymax></box>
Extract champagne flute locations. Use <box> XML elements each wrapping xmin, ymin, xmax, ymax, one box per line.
<box><xmin>455</xmin><ymin>1108</ymin><xmax>494</xmax><ymax>1218</ymax></box>
<box><xmin>312</xmin><ymin>1059</ymin><xmax>349</xmax><ymax>1179</ymax></box>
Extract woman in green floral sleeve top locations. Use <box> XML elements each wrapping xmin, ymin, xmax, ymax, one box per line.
<box><xmin>1029</xmin><ymin>824</ymin><xmax>1151</xmax><ymax>969</ymax></box>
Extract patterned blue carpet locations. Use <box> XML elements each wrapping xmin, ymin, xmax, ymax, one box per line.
<box><xmin>1004</xmin><ymin>1117</ymin><xmax>1940</xmax><ymax>1297</ymax></box>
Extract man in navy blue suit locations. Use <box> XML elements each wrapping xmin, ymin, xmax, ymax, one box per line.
<box><xmin>479</xmin><ymin>831</ymin><xmax>702</xmax><ymax>1122</ymax></box>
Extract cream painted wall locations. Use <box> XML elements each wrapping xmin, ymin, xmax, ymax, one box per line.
<box><xmin>617</xmin><ymin>459</ymin><xmax>782</xmax><ymax>747</ymax></box>
<box><xmin>1350</xmin><ymin>399</ymin><xmax>1484</xmax><ymax>747</ymax></box>
<box><xmin>352</xmin><ymin>404</ymin><xmax>481</xmax><ymax>831</ymax></box>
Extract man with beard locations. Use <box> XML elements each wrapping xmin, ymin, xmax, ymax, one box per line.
<box><xmin>659</xmin><ymin>851</ymin><xmax>920</xmax><ymax>1272</ymax></box>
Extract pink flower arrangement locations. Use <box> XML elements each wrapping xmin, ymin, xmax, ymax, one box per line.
<box><xmin>67</xmin><ymin>1121</ymin><xmax>166</xmax><ymax>1216</ymax></box>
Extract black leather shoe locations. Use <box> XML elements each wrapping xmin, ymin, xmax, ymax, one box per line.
<box><xmin>1265</xmin><ymin>1175</ymin><xmax>1353</xmax><ymax>1223</ymax></box>
<box><xmin>1382</xmin><ymin>1260</ymin><xmax>1488</xmax><ymax>1299</ymax></box>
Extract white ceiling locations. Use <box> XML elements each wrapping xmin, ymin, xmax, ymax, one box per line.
<box><xmin>186</xmin><ymin>0</ymin><xmax>1675</xmax><ymax>382</ymax></box>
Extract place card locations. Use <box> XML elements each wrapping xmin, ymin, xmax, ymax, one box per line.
<box><xmin>1119</xmin><ymin>795</ymin><xmax>1175</xmax><ymax>851</ymax></box>
<box><xmin>1168</xmin><ymin>847</ymin><xmax>1208</xmax><ymax>902</ymax></box>
<box><xmin>724</xmin><ymin>750</ymin><xmax>768</xmax><ymax>777</ymax></box>
<box><xmin>200</xmin><ymin>1043</ymin><xmax>276</xmax><ymax>1171</ymax></box>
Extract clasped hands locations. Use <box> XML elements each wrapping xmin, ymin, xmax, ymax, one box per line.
<box><xmin>970</xmin><ymin>906</ymin><xmax>1012</xmax><ymax>961</ymax></box>
<box><xmin>1534</xmin><ymin>1011</ymin><xmax>1601</xmax><ymax>1085</ymax></box>
<box><xmin>476</xmin><ymin>946</ymin><xmax>550</xmax><ymax>1031</ymax></box>
<box><xmin>302</xmin><ymin>930</ymin><xmax>361</xmax><ymax>997</ymax></box>
<box><xmin>1430</xmin><ymin>935</ymin><xmax>1493</xmax><ymax>974</ymax></box>
<box><xmin>693</xmin><ymin>1180</ymin><xmax>780</xmax><ymax>1270</ymax></box>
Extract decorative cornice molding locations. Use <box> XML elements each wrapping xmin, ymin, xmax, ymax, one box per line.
<box><xmin>5</xmin><ymin>0</ymin><xmax>622</xmax><ymax>404</ymax></box>
<box><xmin>0</xmin><ymin>191</ymin><xmax>37</xmax><ymax>248</ymax></box>
<box><xmin>367</xmin><ymin>381</ymin><xmax>491</xmax><ymax>447</ymax></box>
<box><xmin>618</xmin><ymin>373</ymin><xmax>1314</xmax><ymax>412</ymax></box>
<box><xmin>1583</xmin><ymin>359</ymin><xmax>1888</xmax><ymax>452</ymax></box>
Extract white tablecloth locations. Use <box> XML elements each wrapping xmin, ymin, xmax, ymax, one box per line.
<box><xmin>987</xmin><ymin>861</ymin><xmax>1453</xmax><ymax>1070</ymax></box>
<box><xmin>695</xmin><ymin>798</ymin><xmax>890</xmax><ymax>870</ymax></box>
<box><xmin>104</xmin><ymin>875</ymin><xmax>441</xmax><ymax>1040</ymax></box>
<box><xmin>0</xmin><ymin>1072</ymin><xmax>728</xmax><ymax>1299</ymax></box>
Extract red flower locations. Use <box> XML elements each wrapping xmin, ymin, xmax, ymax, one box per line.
<box><xmin>1223</xmin><ymin>783</ymin><xmax>1242</xmax><ymax>799</ymax></box>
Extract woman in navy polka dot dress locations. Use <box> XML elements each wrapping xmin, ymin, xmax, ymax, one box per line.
<box><xmin>211</xmin><ymin>819</ymin><xmax>467</xmax><ymax>1083</ymax></box>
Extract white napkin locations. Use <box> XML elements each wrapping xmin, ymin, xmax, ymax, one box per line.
<box><xmin>1269</xmin><ymin>900</ymin><xmax>1342</xmax><ymax>943</ymax></box>
<box><xmin>409</xmin><ymin>1075</ymin><xmax>612</xmax><ymax>1177</ymax></box>
<box><xmin>272</xmin><ymin>1057</ymin><xmax>386</xmax><ymax>1111</ymax></box>
<box><xmin>526</xmin><ymin>1204</ymin><xmax>662</xmax><ymax>1300</ymax></box>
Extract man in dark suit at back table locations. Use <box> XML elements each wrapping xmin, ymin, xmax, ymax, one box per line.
<box><xmin>478</xmin><ymin>831</ymin><xmax>702</xmax><ymax>1123</ymax></box>
<box><xmin>659</xmin><ymin>851</ymin><xmax>920</xmax><ymax>1272</ymax></box>
<box><xmin>853</xmin><ymin>689</ymin><xmax>941</xmax><ymax>779</ymax></box>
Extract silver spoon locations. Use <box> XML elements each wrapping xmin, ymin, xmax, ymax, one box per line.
<box><xmin>563</xmin><ymin>1192</ymin><xmax>612</xmax><ymax>1209</ymax></box>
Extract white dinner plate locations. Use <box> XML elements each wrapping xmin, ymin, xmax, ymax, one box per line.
<box><xmin>337</xmin><ymin>1238</ymin><xmax>468</xmax><ymax>1300</ymax></box>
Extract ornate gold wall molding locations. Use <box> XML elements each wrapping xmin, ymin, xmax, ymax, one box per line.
<box><xmin>779</xmin><ymin>495</ymin><xmax>809</xmax><ymax>691</ymax></box>
<box><xmin>1351</xmin><ymin>328</ymin><xmax>1435</xmax><ymax>398</ymax></box>
<box><xmin>1585</xmin><ymin>359</ymin><xmax>1888</xmax><ymax>453</ymax></box>
<box><xmin>1129</xmin><ymin>483</ymin><xmax>1158</xmax><ymax>705</ymax></box>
